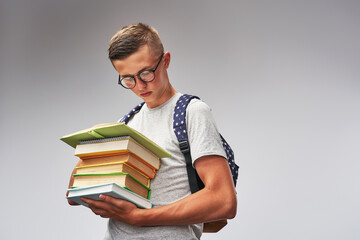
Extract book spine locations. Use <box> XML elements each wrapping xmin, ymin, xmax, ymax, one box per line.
<box><xmin>79</xmin><ymin>136</ymin><xmax>131</xmax><ymax>144</ymax></box>
<box><xmin>125</xmin><ymin>162</ymin><xmax>156</xmax><ymax>179</ymax></box>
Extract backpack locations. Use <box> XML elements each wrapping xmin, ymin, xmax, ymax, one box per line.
<box><xmin>120</xmin><ymin>94</ymin><xmax>239</xmax><ymax>232</ymax></box>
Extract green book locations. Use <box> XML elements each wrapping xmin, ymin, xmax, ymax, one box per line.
<box><xmin>72</xmin><ymin>172</ymin><xmax>151</xmax><ymax>199</ymax></box>
<box><xmin>60</xmin><ymin>122</ymin><xmax>171</xmax><ymax>159</ymax></box>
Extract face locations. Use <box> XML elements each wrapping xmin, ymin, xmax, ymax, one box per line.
<box><xmin>112</xmin><ymin>45</ymin><xmax>173</xmax><ymax>109</ymax></box>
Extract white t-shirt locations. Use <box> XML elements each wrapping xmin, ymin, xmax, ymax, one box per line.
<box><xmin>105</xmin><ymin>92</ymin><xmax>226</xmax><ymax>240</ymax></box>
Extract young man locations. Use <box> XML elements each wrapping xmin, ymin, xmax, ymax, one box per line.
<box><xmin>68</xmin><ymin>23</ymin><xmax>237</xmax><ymax>239</ymax></box>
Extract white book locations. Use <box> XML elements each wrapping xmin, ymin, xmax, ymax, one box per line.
<box><xmin>67</xmin><ymin>183</ymin><xmax>152</xmax><ymax>209</ymax></box>
<box><xmin>75</xmin><ymin>136</ymin><xmax>160</xmax><ymax>170</ymax></box>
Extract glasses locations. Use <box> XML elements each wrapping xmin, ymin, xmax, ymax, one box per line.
<box><xmin>118</xmin><ymin>54</ymin><xmax>164</xmax><ymax>89</ymax></box>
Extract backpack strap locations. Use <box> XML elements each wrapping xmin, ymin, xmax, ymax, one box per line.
<box><xmin>119</xmin><ymin>102</ymin><xmax>145</xmax><ymax>124</ymax></box>
<box><xmin>220</xmin><ymin>134</ymin><xmax>238</xmax><ymax>186</ymax></box>
<box><xmin>174</xmin><ymin>94</ymin><xmax>239</xmax><ymax>193</ymax></box>
<box><xmin>173</xmin><ymin>94</ymin><xmax>204</xmax><ymax>193</ymax></box>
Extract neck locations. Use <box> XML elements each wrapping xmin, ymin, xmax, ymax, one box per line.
<box><xmin>147</xmin><ymin>84</ymin><xmax>177</xmax><ymax>109</ymax></box>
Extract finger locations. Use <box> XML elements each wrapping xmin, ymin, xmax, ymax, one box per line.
<box><xmin>81</xmin><ymin>199</ymin><xmax>111</xmax><ymax>217</ymax></box>
<box><xmin>81</xmin><ymin>197</ymin><xmax>112</xmax><ymax>210</ymax></box>
<box><xmin>100</xmin><ymin>194</ymin><xmax>137</xmax><ymax>209</ymax></box>
<box><xmin>89</xmin><ymin>206</ymin><xmax>110</xmax><ymax>218</ymax></box>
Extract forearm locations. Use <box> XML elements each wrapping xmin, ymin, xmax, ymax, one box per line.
<box><xmin>135</xmin><ymin>185</ymin><xmax>237</xmax><ymax>226</ymax></box>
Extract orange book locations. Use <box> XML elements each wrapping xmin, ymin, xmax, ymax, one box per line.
<box><xmin>75</xmin><ymin>136</ymin><xmax>160</xmax><ymax>170</ymax></box>
<box><xmin>79</xmin><ymin>153</ymin><xmax>156</xmax><ymax>179</ymax></box>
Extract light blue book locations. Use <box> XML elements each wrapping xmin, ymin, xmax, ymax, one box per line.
<box><xmin>67</xmin><ymin>183</ymin><xmax>152</xmax><ymax>209</ymax></box>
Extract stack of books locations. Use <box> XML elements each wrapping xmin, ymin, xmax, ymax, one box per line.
<box><xmin>61</xmin><ymin>122</ymin><xmax>171</xmax><ymax>209</ymax></box>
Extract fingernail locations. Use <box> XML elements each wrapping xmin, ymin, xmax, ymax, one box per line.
<box><xmin>99</xmin><ymin>194</ymin><xmax>105</xmax><ymax>200</ymax></box>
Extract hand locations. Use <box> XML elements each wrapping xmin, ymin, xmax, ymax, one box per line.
<box><xmin>81</xmin><ymin>194</ymin><xmax>141</xmax><ymax>226</ymax></box>
<box><xmin>67</xmin><ymin>199</ymin><xmax>80</xmax><ymax>206</ymax></box>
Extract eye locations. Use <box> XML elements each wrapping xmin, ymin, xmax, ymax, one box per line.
<box><xmin>121</xmin><ymin>77</ymin><xmax>135</xmax><ymax>88</ymax></box>
<box><xmin>139</xmin><ymin>70</ymin><xmax>154</xmax><ymax>81</ymax></box>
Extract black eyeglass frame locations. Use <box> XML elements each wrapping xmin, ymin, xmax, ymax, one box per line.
<box><xmin>118</xmin><ymin>53</ymin><xmax>164</xmax><ymax>89</ymax></box>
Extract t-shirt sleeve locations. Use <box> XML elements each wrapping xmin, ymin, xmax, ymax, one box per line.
<box><xmin>186</xmin><ymin>100</ymin><xmax>227</xmax><ymax>164</ymax></box>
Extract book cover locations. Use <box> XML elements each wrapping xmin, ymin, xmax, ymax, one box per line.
<box><xmin>75</xmin><ymin>136</ymin><xmax>160</xmax><ymax>170</ymax></box>
<box><xmin>67</xmin><ymin>183</ymin><xmax>152</xmax><ymax>209</ymax></box>
<box><xmin>60</xmin><ymin>122</ymin><xmax>171</xmax><ymax>159</ymax></box>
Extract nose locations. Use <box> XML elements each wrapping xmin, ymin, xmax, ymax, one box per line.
<box><xmin>135</xmin><ymin>76</ymin><xmax>147</xmax><ymax>90</ymax></box>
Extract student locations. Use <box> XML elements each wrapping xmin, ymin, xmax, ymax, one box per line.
<box><xmin>68</xmin><ymin>23</ymin><xmax>237</xmax><ymax>240</ymax></box>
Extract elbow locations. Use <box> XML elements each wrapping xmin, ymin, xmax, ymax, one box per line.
<box><xmin>222</xmin><ymin>196</ymin><xmax>237</xmax><ymax>219</ymax></box>
<box><xmin>226</xmin><ymin>200</ymin><xmax>237</xmax><ymax>219</ymax></box>
<box><xmin>227</xmin><ymin>207</ymin><xmax>237</xmax><ymax>219</ymax></box>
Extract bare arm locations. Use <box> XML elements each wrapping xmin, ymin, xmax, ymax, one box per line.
<box><xmin>81</xmin><ymin>155</ymin><xmax>237</xmax><ymax>226</ymax></box>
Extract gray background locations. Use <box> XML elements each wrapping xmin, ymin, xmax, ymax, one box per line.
<box><xmin>1</xmin><ymin>0</ymin><xmax>359</xmax><ymax>239</ymax></box>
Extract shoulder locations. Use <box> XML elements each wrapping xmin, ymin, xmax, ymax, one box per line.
<box><xmin>187</xmin><ymin>98</ymin><xmax>211</xmax><ymax>111</ymax></box>
<box><xmin>185</xmin><ymin>98</ymin><xmax>217</xmax><ymax>128</ymax></box>
<box><xmin>187</xmin><ymin>98</ymin><xmax>212</xmax><ymax>117</ymax></box>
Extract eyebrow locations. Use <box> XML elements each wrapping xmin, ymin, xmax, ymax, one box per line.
<box><xmin>120</xmin><ymin>63</ymin><xmax>154</xmax><ymax>78</ymax></box>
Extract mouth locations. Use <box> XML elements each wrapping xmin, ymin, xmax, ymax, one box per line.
<box><xmin>140</xmin><ymin>91</ymin><xmax>152</xmax><ymax>98</ymax></box>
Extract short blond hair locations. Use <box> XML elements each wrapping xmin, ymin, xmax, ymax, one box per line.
<box><xmin>108</xmin><ymin>23</ymin><xmax>164</xmax><ymax>60</ymax></box>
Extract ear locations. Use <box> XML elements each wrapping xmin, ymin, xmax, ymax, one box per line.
<box><xmin>163</xmin><ymin>52</ymin><xmax>171</xmax><ymax>69</ymax></box>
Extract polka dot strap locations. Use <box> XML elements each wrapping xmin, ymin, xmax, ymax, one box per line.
<box><xmin>173</xmin><ymin>94</ymin><xmax>239</xmax><ymax>188</ymax></box>
<box><xmin>173</xmin><ymin>94</ymin><xmax>200</xmax><ymax>142</ymax></box>
<box><xmin>119</xmin><ymin>102</ymin><xmax>145</xmax><ymax>124</ymax></box>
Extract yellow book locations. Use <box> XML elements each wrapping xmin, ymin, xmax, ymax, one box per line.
<box><xmin>79</xmin><ymin>153</ymin><xmax>156</xmax><ymax>179</ymax></box>
<box><xmin>75</xmin><ymin>161</ymin><xmax>150</xmax><ymax>187</ymax></box>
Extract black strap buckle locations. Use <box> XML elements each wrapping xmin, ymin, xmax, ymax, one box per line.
<box><xmin>179</xmin><ymin>140</ymin><xmax>190</xmax><ymax>154</ymax></box>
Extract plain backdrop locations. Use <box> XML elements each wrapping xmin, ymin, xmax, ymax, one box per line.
<box><xmin>1</xmin><ymin>0</ymin><xmax>359</xmax><ymax>239</ymax></box>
